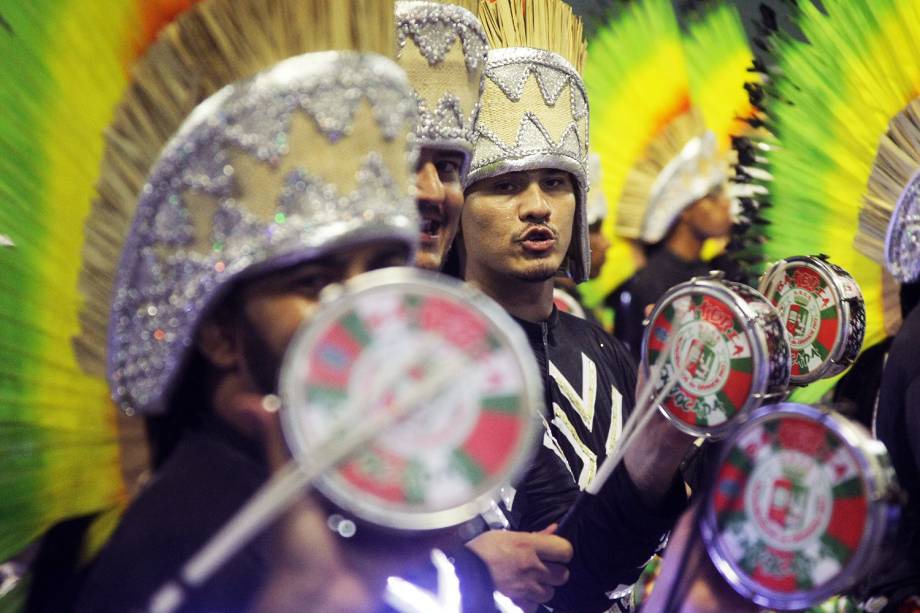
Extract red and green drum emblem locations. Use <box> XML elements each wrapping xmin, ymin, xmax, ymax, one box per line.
<box><xmin>711</xmin><ymin>415</ymin><xmax>868</xmax><ymax>596</ymax></box>
<box><xmin>764</xmin><ymin>264</ymin><xmax>842</xmax><ymax>380</ymax></box>
<box><xmin>282</xmin><ymin>272</ymin><xmax>538</xmax><ymax>528</ymax></box>
<box><xmin>646</xmin><ymin>293</ymin><xmax>754</xmax><ymax>431</ymax></box>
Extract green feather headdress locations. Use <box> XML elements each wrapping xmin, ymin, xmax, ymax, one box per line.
<box><xmin>579</xmin><ymin>0</ymin><xmax>758</xmax><ymax>306</ymax></box>
<box><xmin>755</xmin><ymin>0</ymin><xmax>920</xmax><ymax>399</ymax></box>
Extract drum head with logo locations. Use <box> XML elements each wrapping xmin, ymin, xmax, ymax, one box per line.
<box><xmin>279</xmin><ymin>268</ymin><xmax>542</xmax><ymax>531</ymax></box>
<box><xmin>642</xmin><ymin>279</ymin><xmax>785</xmax><ymax>437</ymax></box>
<box><xmin>701</xmin><ymin>404</ymin><xmax>888</xmax><ymax>609</ymax></box>
<box><xmin>759</xmin><ymin>256</ymin><xmax>865</xmax><ymax>384</ymax></box>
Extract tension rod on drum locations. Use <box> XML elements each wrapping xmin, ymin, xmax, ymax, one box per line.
<box><xmin>147</xmin><ymin>342</ymin><xmax>469</xmax><ymax>613</ymax></box>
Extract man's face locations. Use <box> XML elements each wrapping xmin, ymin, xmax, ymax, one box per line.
<box><xmin>587</xmin><ymin>221</ymin><xmax>610</xmax><ymax>280</ymax></box>
<box><xmin>414</xmin><ymin>146</ymin><xmax>466</xmax><ymax>271</ymax></box>
<box><xmin>683</xmin><ymin>185</ymin><xmax>733</xmax><ymax>240</ymax></box>
<box><xmin>462</xmin><ymin>169</ymin><xmax>576</xmax><ymax>283</ymax></box>
<box><xmin>233</xmin><ymin>241</ymin><xmax>410</xmax><ymax>394</ymax></box>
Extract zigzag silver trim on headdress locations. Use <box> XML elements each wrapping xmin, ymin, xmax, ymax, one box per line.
<box><xmin>466</xmin><ymin>47</ymin><xmax>590</xmax><ymax>281</ymax></box>
<box><xmin>396</xmin><ymin>1</ymin><xmax>487</xmax><ymax>170</ymax></box>
<box><xmin>108</xmin><ymin>52</ymin><xmax>419</xmax><ymax>415</ymax></box>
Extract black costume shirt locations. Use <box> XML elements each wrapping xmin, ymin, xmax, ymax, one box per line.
<box><xmin>871</xmin><ymin>304</ymin><xmax>920</xmax><ymax>601</ymax></box>
<box><xmin>611</xmin><ymin>248</ymin><xmax>712</xmax><ymax>362</ymax></box>
<box><xmin>508</xmin><ymin>309</ymin><xmax>687</xmax><ymax>612</ymax></box>
<box><xmin>73</xmin><ymin>414</ymin><xmax>498</xmax><ymax>612</ymax></box>
<box><xmin>74</xmin><ymin>415</ymin><xmax>272</xmax><ymax>613</ymax></box>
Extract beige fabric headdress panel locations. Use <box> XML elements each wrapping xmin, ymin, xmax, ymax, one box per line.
<box><xmin>77</xmin><ymin>0</ymin><xmax>401</xmax><ymax>381</ymax></box>
<box><xmin>466</xmin><ymin>0</ymin><xmax>590</xmax><ymax>281</ymax></box>
<box><xmin>586</xmin><ymin>153</ymin><xmax>607</xmax><ymax>225</ymax></box>
<box><xmin>396</xmin><ymin>1</ymin><xmax>488</xmax><ymax>172</ymax></box>
<box><xmin>79</xmin><ymin>0</ymin><xmax>421</xmax><ymax>416</ymax></box>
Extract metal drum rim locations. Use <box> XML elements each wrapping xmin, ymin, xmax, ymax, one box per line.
<box><xmin>279</xmin><ymin>266</ymin><xmax>544</xmax><ymax>532</ymax></box>
<box><xmin>700</xmin><ymin>402</ymin><xmax>894</xmax><ymax>609</ymax></box>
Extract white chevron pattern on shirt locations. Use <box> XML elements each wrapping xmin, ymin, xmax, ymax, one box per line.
<box><xmin>549</xmin><ymin>354</ymin><xmax>597</xmax><ymax>430</ymax></box>
<box><xmin>548</xmin><ymin>353</ymin><xmax>625</xmax><ymax>490</ymax></box>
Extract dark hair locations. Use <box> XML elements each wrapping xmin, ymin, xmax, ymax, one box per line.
<box><xmin>144</xmin><ymin>286</ymin><xmax>246</xmax><ymax>468</ymax></box>
<box><xmin>144</xmin><ymin>349</ymin><xmax>211</xmax><ymax>469</ymax></box>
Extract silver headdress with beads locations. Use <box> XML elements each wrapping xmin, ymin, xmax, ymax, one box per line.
<box><xmin>395</xmin><ymin>1</ymin><xmax>488</xmax><ymax>175</ymax></box>
<box><xmin>639</xmin><ymin>130</ymin><xmax>727</xmax><ymax>245</ymax></box>
<box><xmin>108</xmin><ymin>52</ymin><xmax>419</xmax><ymax>415</ymax></box>
<box><xmin>465</xmin><ymin>1</ymin><xmax>590</xmax><ymax>281</ymax></box>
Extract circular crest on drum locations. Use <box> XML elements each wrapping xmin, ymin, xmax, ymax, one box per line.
<box><xmin>279</xmin><ymin>267</ymin><xmax>543</xmax><ymax>532</ymax></box>
<box><xmin>759</xmin><ymin>256</ymin><xmax>866</xmax><ymax>385</ymax></box>
<box><xmin>701</xmin><ymin>403</ymin><xmax>900</xmax><ymax>610</ymax></box>
<box><xmin>641</xmin><ymin>274</ymin><xmax>791</xmax><ymax>438</ymax></box>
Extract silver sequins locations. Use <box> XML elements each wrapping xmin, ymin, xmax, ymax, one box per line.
<box><xmin>108</xmin><ymin>52</ymin><xmax>419</xmax><ymax>415</ymax></box>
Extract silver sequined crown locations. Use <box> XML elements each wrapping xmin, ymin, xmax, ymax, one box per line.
<box><xmin>396</xmin><ymin>1</ymin><xmax>488</xmax><ymax>174</ymax></box>
<box><xmin>640</xmin><ymin>130</ymin><xmax>727</xmax><ymax>244</ymax></box>
<box><xmin>108</xmin><ymin>51</ymin><xmax>419</xmax><ymax>415</ymax></box>
<box><xmin>885</xmin><ymin>171</ymin><xmax>920</xmax><ymax>283</ymax></box>
<box><xmin>466</xmin><ymin>47</ymin><xmax>590</xmax><ymax>281</ymax></box>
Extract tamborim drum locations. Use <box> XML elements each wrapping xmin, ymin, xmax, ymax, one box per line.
<box><xmin>701</xmin><ymin>403</ymin><xmax>900</xmax><ymax>610</ymax></box>
<box><xmin>641</xmin><ymin>274</ymin><xmax>791</xmax><ymax>438</ymax></box>
<box><xmin>759</xmin><ymin>256</ymin><xmax>866</xmax><ymax>385</ymax></box>
<box><xmin>279</xmin><ymin>267</ymin><xmax>542</xmax><ymax>532</ymax></box>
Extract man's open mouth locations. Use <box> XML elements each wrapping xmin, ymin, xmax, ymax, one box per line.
<box><xmin>519</xmin><ymin>227</ymin><xmax>556</xmax><ymax>252</ymax></box>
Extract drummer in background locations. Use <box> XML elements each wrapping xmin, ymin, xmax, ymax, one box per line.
<box><xmin>395</xmin><ymin>1</ymin><xmax>487</xmax><ymax>274</ymax></box>
<box><xmin>66</xmin><ymin>6</ymin><xmax>500</xmax><ymax>611</ymax></box>
<box><xmin>609</xmin><ymin>131</ymin><xmax>735</xmax><ymax>362</ymax></box>
<box><xmin>455</xmin><ymin>2</ymin><xmax>694</xmax><ymax>610</ymax></box>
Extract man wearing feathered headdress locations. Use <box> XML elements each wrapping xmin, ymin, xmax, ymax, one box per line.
<box><xmin>611</xmin><ymin>129</ymin><xmax>733</xmax><ymax>360</ymax></box>
<box><xmin>63</xmin><ymin>2</ymin><xmax>501</xmax><ymax>610</ymax></box>
<box><xmin>454</xmin><ymin>1</ymin><xmax>695</xmax><ymax>610</ymax></box>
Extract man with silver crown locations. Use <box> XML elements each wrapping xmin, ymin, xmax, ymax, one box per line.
<box><xmin>70</xmin><ymin>6</ymin><xmax>502</xmax><ymax>610</ymax></box>
<box><xmin>454</xmin><ymin>1</ymin><xmax>697</xmax><ymax>611</ymax></box>
<box><xmin>395</xmin><ymin>0</ymin><xmax>488</xmax><ymax>273</ymax></box>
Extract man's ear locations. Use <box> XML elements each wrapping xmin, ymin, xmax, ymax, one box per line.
<box><xmin>197</xmin><ymin>318</ymin><xmax>239</xmax><ymax>370</ymax></box>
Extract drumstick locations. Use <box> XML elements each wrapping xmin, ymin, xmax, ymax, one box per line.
<box><xmin>612</xmin><ymin>329</ymin><xmax>680</xmax><ymax>462</ymax></box>
<box><xmin>586</xmin><ymin>340</ymin><xmax>690</xmax><ymax>495</ymax></box>
<box><xmin>556</xmin><ymin>305</ymin><xmax>689</xmax><ymax>534</ymax></box>
<box><xmin>147</xmin><ymin>347</ymin><xmax>470</xmax><ymax>613</ymax></box>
